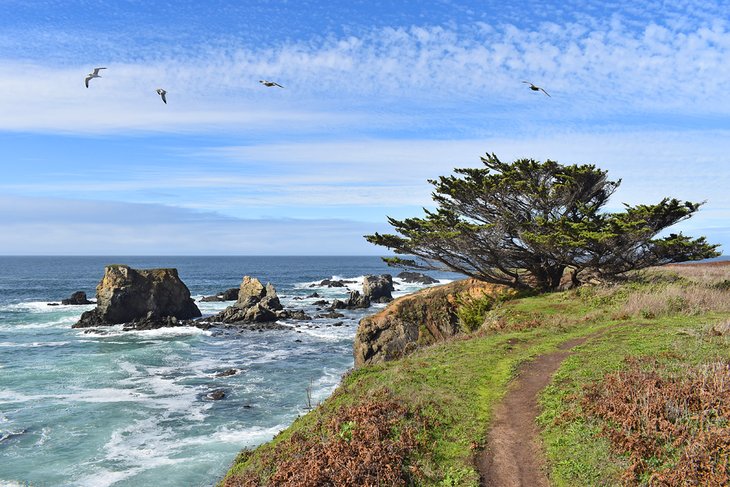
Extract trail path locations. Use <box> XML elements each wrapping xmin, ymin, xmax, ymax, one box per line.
<box><xmin>478</xmin><ymin>337</ymin><xmax>588</xmax><ymax>487</ymax></box>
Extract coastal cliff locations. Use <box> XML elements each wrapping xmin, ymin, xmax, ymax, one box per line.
<box><xmin>353</xmin><ymin>278</ymin><xmax>504</xmax><ymax>367</ymax></box>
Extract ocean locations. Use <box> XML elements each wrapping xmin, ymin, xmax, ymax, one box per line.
<box><xmin>0</xmin><ymin>256</ymin><xmax>457</xmax><ymax>487</ymax></box>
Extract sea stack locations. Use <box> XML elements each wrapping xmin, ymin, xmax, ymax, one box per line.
<box><xmin>72</xmin><ymin>265</ymin><xmax>201</xmax><ymax>328</ymax></box>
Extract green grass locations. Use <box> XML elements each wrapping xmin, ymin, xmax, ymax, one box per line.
<box><xmin>221</xmin><ymin>266</ymin><xmax>730</xmax><ymax>486</ymax></box>
<box><xmin>538</xmin><ymin>313</ymin><xmax>730</xmax><ymax>486</ymax></box>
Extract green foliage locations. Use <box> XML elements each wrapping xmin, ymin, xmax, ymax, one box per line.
<box><xmin>366</xmin><ymin>153</ymin><xmax>719</xmax><ymax>291</ymax></box>
<box><xmin>337</xmin><ymin>420</ymin><xmax>356</xmax><ymax>442</ymax></box>
<box><xmin>455</xmin><ymin>294</ymin><xmax>495</xmax><ymax>332</ymax></box>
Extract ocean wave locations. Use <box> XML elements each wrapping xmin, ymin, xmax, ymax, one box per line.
<box><xmin>0</xmin><ymin>301</ymin><xmax>94</xmax><ymax>314</ymax></box>
<box><xmin>77</xmin><ymin>325</ymin><xmax>212</xmax><ymax>339</ymax></box>
<box><xmin>0</xmin><ymin>428</ymin><xmax>26</xmax><ymax>443</ymax></box>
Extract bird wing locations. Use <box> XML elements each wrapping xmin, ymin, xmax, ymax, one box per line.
<box><xmin>539</xmin><ymin>87</ymin><xmax>551</xmax><ymax>97</ymax></box>
<box><xmin>273</xmin><ymin>82</ymin><xmax>283</xmax><ymax>88</ymax></box>
<box><xmin>84</xmin><ymin>76</ymin><xmax>91</xmax><ymax>88</ymax></box>
<box><xmin>92</xmin><ymin>67</ymin><xmax>106</xmax><ymax>75</ymax></box>
<box><xmin>522</xmin><ymin>80</ymin><xmax>531</xmax><ymax>85</ymax></box>
<box><xmin>161</xmin><ymin>92</ymin><xmax>167</xmax><ymax>104</ymax></box>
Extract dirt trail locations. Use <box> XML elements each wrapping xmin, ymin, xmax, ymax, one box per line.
<box><xmin>478</xmin><ymin>336</ymin><xmax>589</xmax><ymax>487</ymax></box>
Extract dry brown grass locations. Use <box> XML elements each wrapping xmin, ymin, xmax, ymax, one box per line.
<box><xmin>582</xmin><ymin>358</ymin><xmax>730</xmax><ymax>486</ymax></box>
<box><xmin>658</xmin><ymin>261</ymin><xmax>730</xmax><ymax>286</ymax></box>
<box><xmin>223</xmin><ymin>397</ymin><xmax>427</xmax><ymax>487</ymax></box>
<box><xmin>620</xmin><ymin>284</ymin><xmax>730</xmax><ymax>318</ymax></box>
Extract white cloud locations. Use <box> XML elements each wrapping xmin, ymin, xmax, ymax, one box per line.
<box><xmin>0</xmin><ymin>15</ymin><xmax>729</xmax><ymax>133</ymax></box>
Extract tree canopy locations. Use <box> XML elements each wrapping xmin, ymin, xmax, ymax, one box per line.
<box><xmin>365</xmin><ymin>153</ymin><xmax>720</xmax><ymax>291</ymax></box>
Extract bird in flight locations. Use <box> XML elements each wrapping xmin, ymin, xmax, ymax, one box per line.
<box><xmin>259</xmin><ymin>80</ymin><xmax>284</xmax><ymax>88</ymax></box>
<box><xmin>156</xmin><ymin>88</ymin><xmax>167</xmax><ymax>104</ymax></box>
<box><xmin>85</xmin><ymin>67</ymin><xmax>106</xmax><ymax>88</ymax></box>
<box><xmin>522</xmin><ymin>81</ymin><xmax>550</xmax><ymax>97</ymax></box>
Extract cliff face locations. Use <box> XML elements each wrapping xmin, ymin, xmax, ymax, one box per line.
<box><xmin>73</xmin><ymin>265</ymin><xmax>201</xmax><ymax>327</ymax></box>
<box><xmin>353</xmin><ymin>279</ymin><xmax>503</xmax><ymax>367</ymax></box>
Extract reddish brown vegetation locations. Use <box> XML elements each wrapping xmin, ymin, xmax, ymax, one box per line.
<box><xmin>224</xmin><ymin>399</ymin><xmax>426</xmax><ymax>487</ymax></box>
<box><xmin>582</xmin><ymin>357</ymin><xmax>730</xmax><ymax>486</ymax></box>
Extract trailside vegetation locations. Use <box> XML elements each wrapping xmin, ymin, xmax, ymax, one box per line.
<box><xmin>221</xmin><ymin>263</ymin><xmax>730</xmax><ymax>486</ymax></box>
<box><xmin>365</xmin><ymin>153</ymin><xmax>719</xmax><ymax>291</ymax></box>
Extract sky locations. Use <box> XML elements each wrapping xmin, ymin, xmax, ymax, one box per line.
<box><xmin>0</xmin><ymin>0</ymin><xmax>729</xmax><ymax>255</ymax></box>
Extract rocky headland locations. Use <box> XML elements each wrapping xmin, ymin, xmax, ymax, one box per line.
<box><xmin>353</xmin><ymin>278</ymin><xmax>503</xmax><ymax>367</ymax></box>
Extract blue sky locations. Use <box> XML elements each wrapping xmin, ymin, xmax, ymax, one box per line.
<box><xmin>0</xmin><ymin>0</ymin><xmax>728</xmax><ymax>255</ymax></box>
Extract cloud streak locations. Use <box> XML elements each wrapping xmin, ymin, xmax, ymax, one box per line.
<box><xmin>0</xmin><ymin>13</ymin><xmax>729</xmax><ymax>134</ymax></box>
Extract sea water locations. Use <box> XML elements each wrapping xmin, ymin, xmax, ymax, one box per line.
<box><xmin>0</xmin><ymin>256</ymin><xmax>456</xmax><ymax>486</ymax></box>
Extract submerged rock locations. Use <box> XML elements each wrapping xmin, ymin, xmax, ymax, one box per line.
<box><xmin>206</xmin><ymin>389</ymin><xmax>226</xmax><ymax>400</ymax></box>
<box><xmin>61</xmin><ymin>291</ymin><xmax>94</xmax><ymax>305</ymax></box>
<box><xmin>72</xmin><ymin>265</ymin><xmax>201</xmax><ymax>328</ymax></box>
<box><xmin>397</xmin><ymin>271</ymin><xmax>438</xmax><ymax>285</ymax></box>
<box><xmin>200</xmin><ymin>288</ymin><xmax>239</xmax><ymax>302</ymax></box>
<box><xmin>215</xmin><ymin>368</ymin><xmax>239</xmax><ymax>377</ymax></box>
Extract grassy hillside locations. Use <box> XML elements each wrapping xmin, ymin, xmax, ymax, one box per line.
<box><xmin>220</xmin><ymin>263</ymin><xmax>730</xmax><ymax>486</ymax></box>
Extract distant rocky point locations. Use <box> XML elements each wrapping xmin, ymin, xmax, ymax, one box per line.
<box><xmin>72</xmin><ymin>265</ymin><xmax>201</xmax><ymax>329</ymax></box>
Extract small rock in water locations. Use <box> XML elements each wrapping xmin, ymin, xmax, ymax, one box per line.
<box><xmin>295</xmin><ymin>339</ymin><xmax>302</xmax><ymax>343</ymax></box>
<box><xmin>215</xmin><ymin>368</ymin><xmax>239</xmax><ymax>377</ymax></box>
<box><xmin>206</xmin><ymin>389</ymin><xmax>226</xmax><ymax>400</ymax></box>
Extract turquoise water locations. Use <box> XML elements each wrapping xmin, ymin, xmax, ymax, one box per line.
<box><xmin>0</xmin><ymin>257</ymin><xmax>454</xmax><ymax>486</ymax></box>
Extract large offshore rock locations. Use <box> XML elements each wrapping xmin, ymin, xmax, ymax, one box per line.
<box><xmin>73</xmin><ymin>265</ymin><xmax>201</xmax><ymax>328</ymax></box>
<box><xmin>362</xmin><ymin>274</ymin><xmax>394</xmax><ymax>303</ymax></box>
<box><xmin>353</xmin><ymin>279</ymin><xmax>503</xmax><ymax>367</ymax></box>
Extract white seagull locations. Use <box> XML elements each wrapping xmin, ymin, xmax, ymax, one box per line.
<box><xmin>259</xmin><ymin>79</ymin><xmax>283</xmax><ymax>88</ymax></box>
<box><xmin>522</xmin><ymin>81</ymin><xmax>550</xmax><ymax>97</ymax></box>
<box><xmin>156</xmin><ymin>88</ymin><xmax>167</xmax><ymax>104</ymax></box>
<box><xmin>84</xmin><ymin>67</ymin><xmax>106</xmax><ymax>88</ymax></box>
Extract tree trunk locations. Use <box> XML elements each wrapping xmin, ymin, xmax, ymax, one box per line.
<box><xmin>532</xmin><ymin>265</ymin><xmax>565</xmax><ymax>292</ymax></box>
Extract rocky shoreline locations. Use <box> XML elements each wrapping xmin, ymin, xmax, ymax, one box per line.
<box><xmin>66</xmin><ymin>264</ymin><xmax>433</xmax><ymax>334</ymax></box>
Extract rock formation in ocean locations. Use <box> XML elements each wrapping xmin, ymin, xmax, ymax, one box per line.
<box><xmin>200</xmin><ymin>288</ymin><xmax>239</xmax><ymax>302</ymax></box>
<box><xmin>353</xmin><ymin>279</ymin><xmax>502</xmax><ymax>367</ymax></box>
<box><xmin>330</xmin><ymin>290</ymin><xmax>370</xmax><ymax>310</ymax></box>
<box><xmin>362</xmin><ymin>274</ymin><xmax>394</xmax><ymax>303</ymax></box>
<box><xmin>61</xmin><ymin>291</ymin><xmax>94</xmax><ymax>305</ymax></box>
<box><xmin>72</xmin><ymin>265</ymin><xmax>202</xmax><ymax>328</ymax></box>
<box><xmin>201</xmin><ymin>276</ymin><xmax>298</xmax><ymax>328</ymax></box>
<box><xmin>396</xmin><ymin>271</ymin><xmax>439</xmax><ymax>285</ymax></box>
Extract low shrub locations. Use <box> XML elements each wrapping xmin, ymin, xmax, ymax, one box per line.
<box><xmin>581</xmin><ymin>358</ymin><xmax>730</xmax><ymax>485</ymax></box>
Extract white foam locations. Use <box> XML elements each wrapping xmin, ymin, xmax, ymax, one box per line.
<box><xmin>77</xmin><ymin>469</ymin><xmax>143</xmax><ymax>487</ymax></box>
<box><xmin>180</xmin><ymin>423</ymin><xmax>287</xmax><ymax>447</ymax></box>
<box><xmin>0</xmin><ymin>481</ymin><xmax>33</xmax><ymax>487</ymax></box>
<box><xmin>77</xmin><ymin>325</ymin><xmax>211</xmax><ymax>339</ymax></box>
<box><xmin>0</xmin><ymin>340</ymin><xmax>71</xmax><ymax>348</ymax></box>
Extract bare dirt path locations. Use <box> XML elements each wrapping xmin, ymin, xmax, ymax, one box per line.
<box><xmin>478</xmin><ymin>336</ymin><xmax>589</xmax><ymax>487</ymax></box>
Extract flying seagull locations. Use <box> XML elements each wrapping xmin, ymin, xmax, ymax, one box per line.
<box><xmin>522</xmin><ymin>81</ymin><xmax>550</xmax><ymax>97</ymax></box>
<box><xmin>84</xmin><ymin>67</ymin><xmax>106</xmax><ymax>88</ymax></box>
<box><xmin>156</xmin><ymin>88</ymin><xmax>167</xmax><ymax>104</ymax></box>
<box><xmin>259</xmin><ymin>79</ymin><xmax>283</xmax><ymax>88</ymax></box>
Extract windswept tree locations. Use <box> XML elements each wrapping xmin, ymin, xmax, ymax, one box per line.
<box><xmin>365</xmin><ymin>153</ymin><xmax>719</xmax><ymax>291</ymax></box>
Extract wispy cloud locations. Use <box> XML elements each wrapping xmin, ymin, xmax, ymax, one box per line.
<box><xmin>0</xmin><ymin>12</ymin><xmax>729</xmax><ymax>134</ymax></box>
